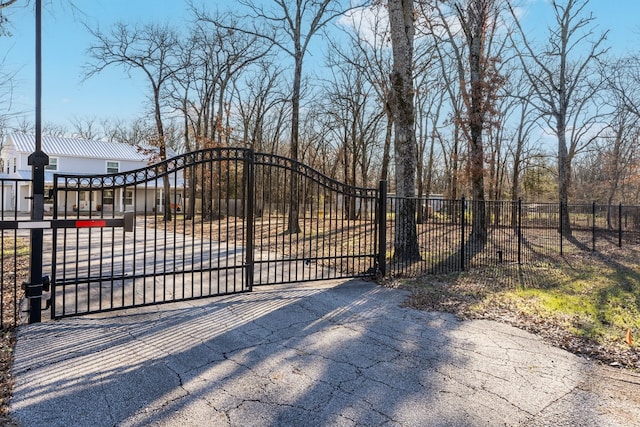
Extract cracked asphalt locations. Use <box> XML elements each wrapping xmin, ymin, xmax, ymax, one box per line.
<box><xmin>10</xmin><ymin>279</ymin><xmax>640</xmax><ymax>426</ymax></box>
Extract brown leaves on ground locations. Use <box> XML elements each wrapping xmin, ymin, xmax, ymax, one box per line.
<box><xmin>0</xmin><ymin>235</ymin><xmax>28</xmax><ymax>425</ymax></box>
<box><xmin>399</xmin><ymin>250</ymin><xmax>640</xmax><ymax>370</ymax></box>
<box><xmin>0</xmin><ymin>330</ymin><xmax>16</xmax><ymax>426</ymax></box>
<box><xmin>156</xmin><ymin>215</ymin><xmax>377</xmax><ymax>275</ymax></box>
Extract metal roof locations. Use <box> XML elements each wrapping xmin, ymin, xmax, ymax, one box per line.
<box><xmin>7</xmin><ymin>134</ymin><xmax>169</xmax><ymax>161</ymax></box>
<box><xmin>17</xmin><ymin>170</ymin><xmax>32</xmax><ymax>180</ymax></box>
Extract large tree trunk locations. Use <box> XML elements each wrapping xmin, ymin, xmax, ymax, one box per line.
<box><xmin>389</xmin><ymin>0</ymin><xmax>420</xmax><ymax>263</ymax></box>
<box><xmin>466</xmin><ymin>1</ymin><xmax>487</xmax><ymax>244</ymax></box>
<box><xmin>154</xmin><ymin>88</ymin><xmax>172</xmax><ymax>222</ymax></box>
<box><xmin>182</xmin><ymin>100</ymin><xmax>197</xmax><ymax>221</ymax></box>
<box><xmin>379</xmin><ymin>108</ymin><xmax>393</xmax><ymax>183</ymax></box>
<box><xmin>557</xmin><ymin>118</ymin><xmax>571</xmax><ymax>235</ymax></box>
<box><xmin>287</xmin><ymin>54</ymin><xmax>303</xmax><ymax>234</ymax></box>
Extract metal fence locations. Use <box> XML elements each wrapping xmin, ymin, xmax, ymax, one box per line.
<box><xmin>1</xmin><ymin>149</ymin><xmax>379</xmax><ymax>324</ymax></box>
<box><xmin>46</xmin><ymin>148</ymin><xmax>378</xmax><ymax>320</ymax></box>
<box><xmin>0</xmin><ymin>178</ymin><xmax>32</xmax><ymax>328</ymax></box>
<box><xmin>5</xmin><ymin>162</ymin><xmax>640</xmax><ymax>327</ymax></box>
<box><xmin>384</xmin><ymin>197</ymin><xmax>640</xmax><ymax>277</ymax></box>
<box><xmin>384</xmin><ymin>197</ymin><xmax>526</xmax><ymax>277</ymax></box>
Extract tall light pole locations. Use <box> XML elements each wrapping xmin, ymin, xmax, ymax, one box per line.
<box><xmin>26</xmin><ymin>0</ymin><xmax>49</xmax><ymax>323</ymax></box>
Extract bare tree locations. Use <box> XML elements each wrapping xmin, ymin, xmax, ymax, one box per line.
<box><xmin>322</xmin><ymin>47</ymin><xmax>384</xmax><ymax>216</ymax></box>
<box><xmin>0</xmin><ymin>0</ymin><xmax>19</xmax><ymax>154</ymax></box>
<box><xmin>414</xmin><ymin>73</ymin><xmax>444</xmax><ymax>223</ymax></box>
<box><xmin>594</xmin><ymin>59</ymin><xmax>640</xmax><ymax>219</ymax></box>
<box><xmin>233</xmin><ymin>60</ymin><xmax>287</xmax><ymax>151</ymax></box>
<box><xmin>601</xmin><ymin>56</ymin><xmax>640</xmax><ymax>207</ymax></box>
<box><xmin>200</xmin><ymin>0</ymin><xmax>356</xmax><ymax>233</ymax></box>
<box><xmin>499</xmin><ymin>74</ymin><xmax>547</xmax><ymax>225</ymax></box>
<box><xmin>12</xmin><ymin>116</ymin><xmax>67</xmax><ymax>137</ymax></box>
<box><xmin>70</xmin><ymin>116</ymin><xmax>101</xmax><ymax>140</ymax></box>
<box><xmin>435</xmin><ymin>65</ymin><xmax>465</xmax><ymax>199</ymax></box>
<box><xmin>181</xmin><ymin>16</ymin><xmax>270</xmax><ymax>146</ymax></box>
<box><xmin>522</xmin><ymin>156</ymin><xmax>557</xmax><ymax>201</ymax></box>
<box><xmin>422</xmin><ymin>87</ymin><xmax>445</xmax><ymax>202</ymax></box>
<box><xmin>509</xmin><ymin>0</ymin><xmax>608</xmax><ymax>234</ymax></box>
<box><xmin>388</xmin><ymin>0</ymin><xmax>420</xmax><ymax>262</ymax></box>
<box><xmin>338</xmin><ymin>4</ymin><xmax>394</xmax><ymax>183</ymax></box>
<box><xmin>0</xmin><ymin>0</ymin><xmax>18</xmax><ymax>36</ymax></box>
<box><xmin>13</xmin><ymin>116</ymin><xmax>33</xmax><ymax>134</ymax></box>
<box><xmin>611</xmin><ymin>55</ymin><xmax>640</xmax><ymax>119</ymax></box>
<box><xmin>504</xmin><ymin>76</ymin><xmax>537</xmax><ymax>201</ymax></box>
<box><xmin>101</xmin><ymin>117</ymin><xmax>155</xmax><ymax>146</ymax></box>
<box><xmin>85</xmin><ymin>22</ymin><xmax>185</xmax><ymax>221</ymax></box>
<box><xmin>0</xmin><ymin>0</ymin><xmax>17</xmax><ymax>9</ymax></box>
<box><xmin>164</xmin><ymin>17</ymin><xmax>270</xmax><ymax>220</ymax></box>
<box><xmin>43</xmin><ymin>122</ymin><xmax>67</xmax><ymax>137</ymax></box>
<box><xmin>0</xmin><ymin>60</ymin><xmax>17</xmax><ymax>152</ymax></box>
<box><xmin>420</xmin><ymin>0</ymin><xmax>507</xmax><ymax>243</ymax></box>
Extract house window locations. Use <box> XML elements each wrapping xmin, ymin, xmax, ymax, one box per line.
<box><xmin>45</xmin><ymin>157</ymin><xmax>58</xmax><ymax>171</ymax></box>
<box><xmin>124</xmin><ymin>190</ymin><xmax>133</xmax><ymax>206</ymax></box>
<box><xmin>103</xmin><ymin>190</ymin><xmax>114</xmax><ymax>205</ymax></box>
<box><xmin>80</xmin><ymin>191</ymin><xmax>94</xmax><ymax>202</ymax></box>
<box><xmin>106</xmin><ymin>161</ymin><xmax>119</xmax><ymax>174</ymax></box>
<box><xmin>13</xmin><ymin>157</ymin><xmax>17</xmax><ymax>173</ymax></box>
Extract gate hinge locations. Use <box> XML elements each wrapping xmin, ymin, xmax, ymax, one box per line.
<box><xmin>21</xmin><ymin>275</ymin><xmax>50</xmax><ymax>296</ymax></box>
<box><xmin>42</xmin><ymin>276</ymin><xmax>50</xmax><ymax>292</ymax></box>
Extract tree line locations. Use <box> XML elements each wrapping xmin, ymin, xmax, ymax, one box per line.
<box><xmin>2</xmin><ymin>1</ymin><xmax>640</xmax><ymax>244</ymax></box>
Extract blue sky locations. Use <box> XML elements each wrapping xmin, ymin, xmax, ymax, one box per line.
<box><xmin>1</xmin><ymin>0</ymin><xmax>192</xmax><ymax>126</ymax></box>
<box><xmin>518</xmin><ymin>1</ymin><xmax>640</xmax><ymax>55</ymax></box>
<box><xmin>1</xmin><ymin>0</ymin><xmax>640</xmax><ymax>129</ymax></box>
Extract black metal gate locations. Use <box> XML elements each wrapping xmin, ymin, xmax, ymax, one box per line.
<box><xmin>50</xmin><ymin>148</ymin><xmax>380</xmax><ymax>318</ymax></box>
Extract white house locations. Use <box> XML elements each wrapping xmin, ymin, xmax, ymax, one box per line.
<box><xmin>1</xmin><ymin>134</ymin><xmax>183</xmax><ymax>214</ymax></box>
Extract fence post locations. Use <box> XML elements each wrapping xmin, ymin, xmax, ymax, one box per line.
<box><xmin>618</xmin><ymin>202</ymin><xmax>623</xmax><ymax>248</ymax></box>
<box><xmin>559</xmin><ymin>202</ymin><xmax>563</xmax><ymax>256</ymax></box>
<box><xmin>518</xmin><ymin>198</ymin><xmax>522</xmax><ymax>265</ymax></box>
<box><xmin>27</xmin><ymin>0</ymin><xmax>49</xmax><ymax>324</ymax></box>
<box><xmin>245</xmin><ymin>149</ymin><xmax>255</xmax><ymax>291</ymax></box>
<box><xmin>461</xmin><ymin>196</ymin><xmax>466</xmax><ymax>271</ymax></box>
<box><xmin>592</xmin><ymin>201</ymin><xmax>596</xmax><ymax>252</ymax></box>
<box><xmin>377</xmin><ymin>180</ymin><xmax>387</xmax><ymax>277</ymax></box>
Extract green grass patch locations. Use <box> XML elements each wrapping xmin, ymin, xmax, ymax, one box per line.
<box><xmin>502</xmin><ymin>262</ymin><xmax>639</xmax><ymax>346</ymax></box>
<box><xmin>1</xmin><ymin>238</ymin><xmax>30</xmax><ymax>258</ymax></box>
<box><xmin>405</xmin><ymin>250</ymin><xmax>640</xmax><ymax>353</ymax></box>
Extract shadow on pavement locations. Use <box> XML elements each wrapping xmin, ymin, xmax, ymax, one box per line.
<box><xmin>10</xmin><ymin>280</ymin><xmax>627</xmax><ymax>426</ymax></box>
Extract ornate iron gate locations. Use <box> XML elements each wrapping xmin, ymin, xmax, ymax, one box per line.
<box><xmin>50</xmin><ymin>148</ymin><xmax>380</xmax><ymax>318</ymax></box>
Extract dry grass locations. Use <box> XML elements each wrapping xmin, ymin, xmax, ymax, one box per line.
<box><xmin>399</xmin><ymin>240</ymin><xmax>640</xmax><ymax>370</ymax></box>
<box><xmin>154</xmin><ymin>213</ymin><xmax>378</xmax><ymax>274</ymax></box>
<box><xmin>0</xmin><ymin>330</ymin><xmax>17</xmax><ymax>426</ymax></box>
<box><xmin>0</xmin><ymin>235</ymin><xmax>28</xmax><ymax>425</ymax></box>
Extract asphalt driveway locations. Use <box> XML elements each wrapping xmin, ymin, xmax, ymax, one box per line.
<box><xmin>10</xmin><ymin>279</ymin><xmax>640</xmax><ymax>426</ymax></box>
